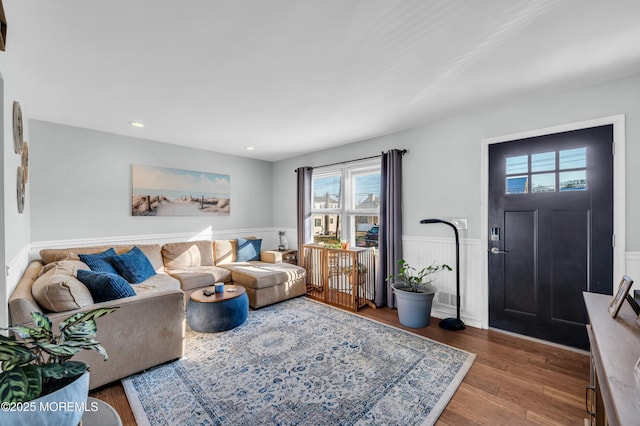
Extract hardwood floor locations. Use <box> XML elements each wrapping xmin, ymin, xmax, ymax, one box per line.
<box><xmin>90</xmin><ymin>304</ymin><xmax>590</xmax><ymax>425</ymax></box>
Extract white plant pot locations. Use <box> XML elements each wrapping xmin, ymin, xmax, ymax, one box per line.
<box><xmin>3</xmin><ymin>372</ymin><xmax>90</xmax><ymax>426</ymax></box>
<box><xmin>392</xmin><ymin>282</ymin><xmax>436</xmax><ymax>328</ymax></box>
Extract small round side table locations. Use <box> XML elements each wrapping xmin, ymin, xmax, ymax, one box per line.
<box><xmin>80</xmin><ymin>397</ymin><xmax>122</xmax><ymax>426</ymax></box>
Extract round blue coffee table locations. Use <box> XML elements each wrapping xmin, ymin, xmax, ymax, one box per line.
<box><xmin>187</xmin><ymin>285</ymin><xmax>249</xmax><ymax>332</ymax></box>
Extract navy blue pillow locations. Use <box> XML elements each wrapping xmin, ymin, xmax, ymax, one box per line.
<box><xmin>79</xmin><ymin>248</ymin><xmax>118</xmax><ymax>274</ymax></box>
<box><xmin>237</xmin><ymin>238</ymin><xmax>262</xmax><ymax>262</ymax></box>
<box><xmin>111</xmin><ymin>246</ymin><xmax>156</xmax><ymax>284</ymax></box>
<box><xmin>76</xmin><ymin>270</ymin><xmax>136</xmax><ymax>303</ymax></box>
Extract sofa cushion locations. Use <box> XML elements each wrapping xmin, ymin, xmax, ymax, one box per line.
<box><xmin>131</xmin><ymin>272</ymin><xmax>182</xmax><ymax>296</ymax></box>
<box><xmin>236</xmin><ymin>238</ymin><xmax>262</xmax><ymax>262</ymax></box>
<box><xmin>76</xmin><ymin>270</ymin><xmax>136</xmax><ymax>303</ymax></box>
<box><xmin>213</xmin><ymin>239</ymin><xmax>236</xmax><ymax>265</ymax></box>
<box><xmin>222</xmin><ymin>262</ymin><xmax>306</xmax><ymax>290</ymax></box>
<box><xmin>79</xmin><ymin>248</ymin><xmax>118</xmax><ymax>274</ymax></box>
<box><xmin>40</xmin><ymin>246</ymin><xmax>116</xmax><ymax>264</ymax></box>
<box><xmin>132</xmin><ymin>245</ymin><xmax>165</xmax><ymax>272</ymax></box>
<box><xmin>166</xmin><ymin>266</ymin><xmax>232</xmax><ymax>291</ymax></box>
<box><xmin>162</xmin><ymin>241</ymin><xmax>214</xmax><ymax>269</ymax></box>
<box><xmin>40</xmin><ymin>245</ymin><xmax>165</xmax><ymax>271</ymax></box>
<box><xmin>111</xmin><ymin>246</ymin><xmax>157</xmax><ymax>284</ymax></box>
<box><xmin>32</xmin><ymin>261</ymin><xmax>94</xmax><ymax>312</ymax></box>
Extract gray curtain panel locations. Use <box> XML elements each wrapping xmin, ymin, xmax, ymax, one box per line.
<box><xmin>296</xmin><ymin>167</ymin><xmax>313</xmax><ymax>265</ymax></box>
<box><xmin>375</xmin><ymin>149</ymin><xmax>404</xmax><ymax>308</ymax></box>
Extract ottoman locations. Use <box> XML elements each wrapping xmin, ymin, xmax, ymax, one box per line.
<box><xmin>221</xmin><ymin>262</ymin><xmax>307</xmax><ymax>308</ymax></box>
<box><xmin>187</xmin><ymin>285</ymin><xmax>249</xmax><ymax>332</ymax></box>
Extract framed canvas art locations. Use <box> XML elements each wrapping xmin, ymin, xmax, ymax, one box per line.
<box><xmin>132</xmin><ymin>165</ymin><xmax>230</xmax><ymax>216</ymax></box>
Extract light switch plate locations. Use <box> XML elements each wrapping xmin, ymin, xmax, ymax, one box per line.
<box><xmin>449</xmin><ymin>218</ymin><xmax>468</xmax><ymax>230</ymax></box>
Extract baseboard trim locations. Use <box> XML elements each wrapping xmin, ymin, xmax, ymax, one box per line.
<box><xmin>489</xmin><ymin>327</ymin><xmax>590</xmax><ymax>356</ymax></box>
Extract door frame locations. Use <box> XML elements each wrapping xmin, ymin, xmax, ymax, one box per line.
<box><xmin>480</xmin><ymin>115</ymin><xmax>626</xmax><ymax>329</ymax></box>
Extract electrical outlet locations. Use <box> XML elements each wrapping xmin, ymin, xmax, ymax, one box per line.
<box><xmin>449</xmin><ymin>218</ymin><xmax>468</xmax><ymax>230</ymax></box>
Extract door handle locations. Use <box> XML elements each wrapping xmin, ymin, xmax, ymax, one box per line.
<box><xmin>490</xmin><ymin>247</ymin><xmax>508</xmax><ymax>254</ymax></box>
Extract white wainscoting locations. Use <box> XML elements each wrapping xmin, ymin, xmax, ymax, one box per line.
<box><xmin>3</xmin><ymin>245</ymin><xmax>33</xmax><ymax>327</ymax></box>
<box><xmin>27</xmin><ymin>227</ymin><xmax>295</xmax><ymax>260</ymax></box>
<box><xmin>1</xmin><ymin>227</ymin><xmax>295</xmax><ymax>327</ymax></box>
<box><xmin>6</xmin><ymin>231</ymin><xmax>638</xmax><ymax>330</ymax></box>
<box><xmin>402</xmin><ymin>238</ymin><xmax>640</xmax><ymax>330</ymax></box>
<box><xmin>402</xmin><ymin>236</ymin><xmax>484</xmax><ymax>328</ymax></box>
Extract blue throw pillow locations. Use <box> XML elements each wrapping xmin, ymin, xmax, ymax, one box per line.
<box><xmin>111</xmin><ymin>246</ymin><xmax>157</xmax><ymax>284</ymax></box>
<box><xmin>79</xmin><ymin>248</ymin><xmax>118</xmax><ymax>274</ymax></box>
<box><xmin>76</xmin><ymin>269</ymin><xmax>136</xmax><ymax>303</ymax></box>
<box><xmin>236</xmin><ymin>238</ymin><xmax>262</xmax><ymax>262</ymax></box>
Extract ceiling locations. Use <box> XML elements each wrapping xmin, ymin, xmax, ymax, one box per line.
<box><xmin>4</xmin><ymin>1</ymin><xmax>640</xmax><ymax>161</ymax></box>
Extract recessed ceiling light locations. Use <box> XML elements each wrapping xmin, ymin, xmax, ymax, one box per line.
<box><xmin>129</xmin><ymin>121</ymin><xmax>144</xmax><ymax>128</ymax></box>
<box><xmin>245</xmin><ymin>146</ymin><xmax>255</xmax><ymax>151</ymax></box>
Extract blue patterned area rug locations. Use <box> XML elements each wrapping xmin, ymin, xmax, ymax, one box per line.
<box><xmin>122</xmin><ymin>297</ymin><xmax>475</xmax><ymax>425</ymax></box>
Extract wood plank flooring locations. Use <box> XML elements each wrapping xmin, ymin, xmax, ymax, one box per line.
<box><xmin>90</xmin><ymin>303</ymin><xmax>590</xmax><ymax>425</ymax></box>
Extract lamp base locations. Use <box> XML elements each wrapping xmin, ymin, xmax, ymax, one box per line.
<box><xmin>439</xmin><ymin>317</ymin><xmax>466</xmax><ymax>331</ymax></box>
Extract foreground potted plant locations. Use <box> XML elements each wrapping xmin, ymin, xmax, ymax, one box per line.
<box><xmin>0</xmin><ymin>307</ymin><xmax>116</xmax><ymax>425</ymax></box>
<box><xmin>388</xmin><ymin>259</ymin><xmax>451</xmax><ymax>328</ymax></box>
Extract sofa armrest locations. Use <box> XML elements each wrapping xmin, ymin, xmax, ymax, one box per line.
<box><xmin>33</xmin><ymin>287</ymin><xmax>184</xmax><ymax>323</ymax></box>
<box><xmin>260</xmin><ymin>250</ymin><xmax>283</xmax><ymax>263</ymax></box>
<box><xmin>8</xmin><ymin>260</ymin><xmax>45</xmax><ymax>325</ymax></box>
<box><xmin>49</xmin><ymin>289</ymin><xmax>185</xmax><ymax>390</ymax></box>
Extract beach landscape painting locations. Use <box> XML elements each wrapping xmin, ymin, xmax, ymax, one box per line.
<box><xmin>132</xmin><ymin>165</ymin><xmax>230</xmax><ymax>216</ymax></box>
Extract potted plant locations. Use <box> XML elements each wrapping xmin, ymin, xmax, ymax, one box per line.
<box><xmin>388</xmin><ymin>259</ymin><xmax>451</xmax><ymax>328</ymax></box>
<box><xmin>0</xmin><ymin>307</ymin><xmax>116</xmax><ymax>425</ymax></box>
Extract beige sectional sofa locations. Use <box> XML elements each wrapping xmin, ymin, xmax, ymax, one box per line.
<box><xmin>8</xmin><ymin>244</ymin><xmax>185</xmax><ymax>390</ymax></box>
<box><xmin>8</xmin><ymin>238</ymin><xmax>307</xmax><ymax>390</ymax></box>
<box><xmin>162</xmin><ymin>239</ymin><xmax>307</xmax><ymax>308</ymax></box>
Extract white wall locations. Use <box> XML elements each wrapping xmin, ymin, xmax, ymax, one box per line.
<box><xmin>0</xmin><ymin>52</ymin><xmax>32</xmax><ymax>327</ymax></box>
<box><xmin>29</xmin><ymin>121</ymin><xmax>274</xmax><ymax>242</ymax></box>
<box><xmin>273</xmin><ymin>72</ymin><xmax>640</xmax><ymax>327</ymax></box>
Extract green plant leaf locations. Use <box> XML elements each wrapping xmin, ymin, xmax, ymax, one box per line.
<box><xmin>36</xmin><ymin>341</ymin><xmax>80</xmax><ymax>358</ymax></box>
<box><xmin>0</xmin><ymin>341</ymin><xmax>37</xmax><ymax>370</ymax></box>
<box><xmin>7</xmin><ymin>324</ymin><xmax>51</xmax><ymax>341</ymax></box>
<box><xmin>0</xmin><ymin>365</ymin><xmax>41</xmax><ymax>403</ymax></box>
<box><xmin>62</xmin><ymin>320</ymin><xmax>98</xmax><ymax>343</ymax></box>
<box><xmin>59</xmin><ymin>307</ymin><xmax>117</xmax><ymax>333</ymax></box>
<box><xmin>40</xmin><ymin>361</ymin><xmax>87</xmax><ymax>379</ymax></box>
<box><xmin>31</xmin><ymin>312</ymin><xmax>52</xmax><ymax>334</ymax></box>
<box><xmin>88</xmin><ymin>343</ymin><xmax>109</xmax><ymax>361</ymax></box>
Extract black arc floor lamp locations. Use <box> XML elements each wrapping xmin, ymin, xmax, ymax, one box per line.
<box><xmin>419</xmin><ymin>218</ymin><xmax>466</xmax><ymax>331</ymax></box>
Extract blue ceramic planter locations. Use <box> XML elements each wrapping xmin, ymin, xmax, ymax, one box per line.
<box><xmin>3</xmin><ymin>371</ymin><xmax>89</xmax><ymax>426</ymax></box>
<box><xmin>392</xmin><ymin>283</ymin><xmax>436</xmax><ymax>328</ymax></box>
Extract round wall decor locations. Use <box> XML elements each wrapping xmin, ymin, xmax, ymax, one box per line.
<box><xmin>17</xmin><ymin>166</ymin><xmax>25</xmax><ymax>214</ymax></box>
<box><xmin>13</xmin><ymin>101</ymin><xmax>23</xmax><ymax>154</ymax></box>
<box><xmin>21</xmin><ymin>141</ymin><xmax>29</xmax><ymax>183</ymax></box>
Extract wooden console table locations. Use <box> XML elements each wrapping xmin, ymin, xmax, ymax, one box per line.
<box><xmin>584</xmin><ymin>292</ymin><xmax>640</xmax><ymax>425</ymax></box>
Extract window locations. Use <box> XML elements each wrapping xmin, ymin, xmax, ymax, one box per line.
<box><xmin>311</xmin><ymin>161</ymin><xmax>380</xmax><ymax>248</ymax></box>
<box><xmin>505</xmin><ymin>147</ymin><xmax>587</xmax><ymax>194</ymax></box>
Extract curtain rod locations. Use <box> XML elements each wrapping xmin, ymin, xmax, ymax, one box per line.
<box><xmin>295</xmin><ymin>149</ymin><xmax>407</xmax><ymax>172</ymax></box>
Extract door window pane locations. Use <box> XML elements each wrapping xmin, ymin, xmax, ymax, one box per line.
<box><xmin>506</xmin><ymin>155</ymin><xmax>528</xmax><ymax>175</ymax></box>
<box><xmin>531</xmin><ymin>152</ymin><xmax>555</xmax><ymax>172</ymax></box>
<box><xmin>560</xmin><ymin>170</ymin><xmax>587</xmax><ymax>191</ymax></box>
<box><xmin>560</xmin><ymin>148</ymin><xmax>586</xmax><ymax>170</ymax></box>
<box><xmin>531</xmin><ymin>173</ymin><xmax>556</xmax><ymax>193</ymax></box>
<box><xmin>506</xmin><ymin>175</ymin><xmax>528</xmax><ymax>194</ymax></box>
<box><xmin>312</xmin><ymin>175</ymin><xmax>342</xmax><ymax>209</ymax></box>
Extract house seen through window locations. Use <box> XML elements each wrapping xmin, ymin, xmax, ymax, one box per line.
<box><xmin>311</xmin><ymin>161</ymin><xmax>380</xmax><ymax>248</ymax></box>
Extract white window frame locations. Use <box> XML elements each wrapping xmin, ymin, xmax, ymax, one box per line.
<box><xmin>311</xmin><ymin>159</ymin><xmax>380</xmax><ymax>244</ymax></box>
